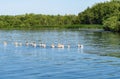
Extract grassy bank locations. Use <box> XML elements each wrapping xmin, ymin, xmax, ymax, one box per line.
<box><xmin>63</xmin><ymin>24</ymin><xmax>103</xmax><ymax>29</ymax></box>
<box><xmin>0</xmin><ymin>24</ymin><xmax>103</xmax><ymax>30</ymax></box>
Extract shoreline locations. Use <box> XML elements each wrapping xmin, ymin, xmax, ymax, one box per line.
<box><xmin>0</xmin><ymin>24</ymin><xmax>103</xmax><ymax>30</ymax></box>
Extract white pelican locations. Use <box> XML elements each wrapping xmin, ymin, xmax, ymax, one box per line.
<box><xmin>78</xmin><ymin>43</ymin><xmax>84</xmax><ymax>49</ymax></box>
<box><xmin>14</xmin><ymin>42</ymin><xmax>18</xmax><ymax>47</ymax></box>
<box><xmin>51</xmin><ymin>44</ymin><xmax>55</xmax><ymax>48</ymax></box>
<box><xmin>3</xmin><ymin>41</ymin><xmax>7</xmax><ymax>46</ymax></box>
<box><xmin>67</xmin><ymin>44</ymin><xmax>70</xmax><ymax>48</ymax></box>
<box><xmin>58</xmin><ymin>43</ymin><xmax>64</xmax><ymax>48</ymax></box>
<box><xmin>33</xmin><ymin>42</ymin><xmax>37</xmax><ymax>48</ymax></box>
<box><xmin>42</xmin><ymin>43</ymin><xmax>46</xmax><ymax>48</ymax></box>
<box><xmin>39</xmin><ymin>43</ymin><xmax>42</xmax><ymax>47</ymax></box>
<box><xmin>25</xmin><ymin>42</ymin><xmax>29</xmax><ymax>46</ymax></box>
<box><xmin>19</xmin><ymin>42</ymin><xmax>22</xmax><ymax>46</ymax></box>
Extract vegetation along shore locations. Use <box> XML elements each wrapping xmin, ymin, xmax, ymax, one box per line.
<box><xmin>0</xmin><ymin>0</ymin><xmax>120</xmax><ymax>32</ymax></box>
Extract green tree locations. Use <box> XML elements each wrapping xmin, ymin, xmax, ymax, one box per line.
<box><xmin>103</xmin><ymin>15</ymin><xmax>120</xmax><ymax>32</ymax></box>
<box><xmin>78</xmin><ymin>1</ymin><xmax>120</xmax><ymax>24</ymax></box>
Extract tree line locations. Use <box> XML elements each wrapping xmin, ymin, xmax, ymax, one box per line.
<box><xmin>0</xmin><ymin>0</ymin><xmax>120</xmax><ymax>32</ymax></box>
<box><xmin>0</xmin><ymin>14</ymin><xmax>78</xmax><ymax>29</ymax></box>
<box><xmin>78</xmin><ymin>0</ymin><xmax>120</xmax><ymax>32</ymax></box>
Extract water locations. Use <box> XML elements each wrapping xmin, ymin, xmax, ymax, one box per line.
<box><xmin>0</xmin><ymin>29</ymin><xmax>120</xmax><ymax>79</ymax></box>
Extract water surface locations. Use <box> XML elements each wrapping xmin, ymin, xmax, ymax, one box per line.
<box><xmin>0</xmin><ymin>29</ymin><xmax>120</xmax><ymax>79</ymax></box>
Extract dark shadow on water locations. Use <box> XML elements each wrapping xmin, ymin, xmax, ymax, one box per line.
<box><xmin>100</xmin><ymin>52</ymin><xmax>120</xmax><ymax>58</ymax></box>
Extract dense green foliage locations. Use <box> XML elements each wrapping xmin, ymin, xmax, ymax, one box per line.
<box><xmin>103</xmin><ymin>13</ymin><xmax>120</xmax><ymax>32</ymax></box>
<box><xmin>78</xmin><ymin>0</ymin><xmax>120</xmax><ymax>32</ymax></box>
<box><xmin>78</xmin><ymin>1</ymin><xmax>120</xmax><ymax>24</ymax></box>
<box><xmin>0</xmin><ymin>14</ymin><xmax>78</xmax><ymax>29</ymax></box>
<box><xmin>0</xmin><ymin>0</ymin><xmax>120</xmax><ymax>32</ymax></box>
<box><xmin>0</xmin><ymin>13</ymin><xmax>101</xmax><ymax>30</ymax></box>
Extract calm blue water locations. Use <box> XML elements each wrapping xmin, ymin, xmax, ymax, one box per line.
<box><xmin>0</xmin><ymin>29</ymin><xmax>120</xmax><ymax>79</ymax></box>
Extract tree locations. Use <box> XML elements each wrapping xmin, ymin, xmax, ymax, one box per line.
<box><xmin>103</xmin><ymin>15</ymin><xmax>120</xmax><ymax>32</ymax></box>
<box><xmin>78</xmin><ymin>1</ymin><xmax>120</xmax><ymax>24</ymax></box>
